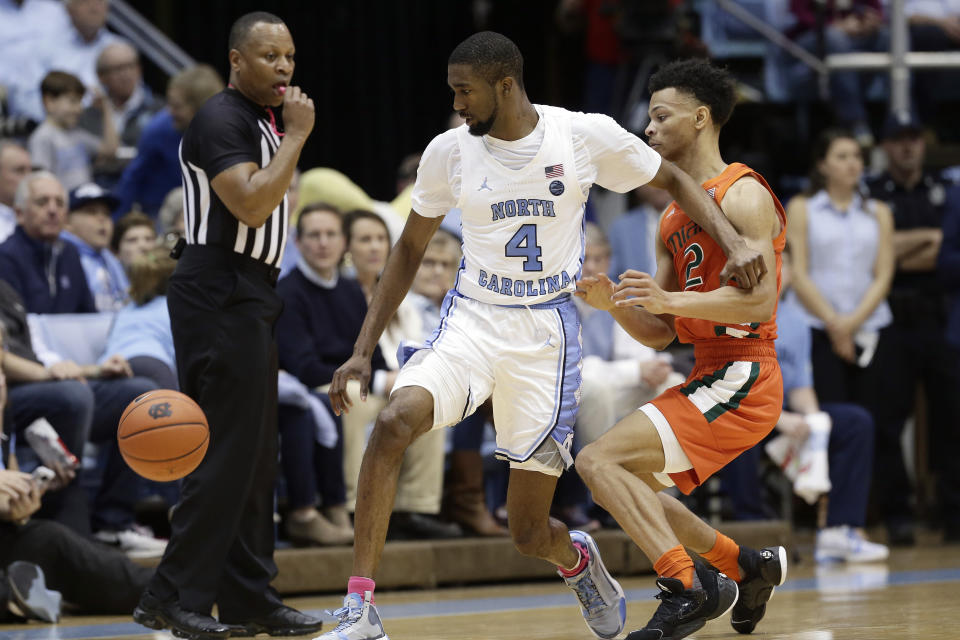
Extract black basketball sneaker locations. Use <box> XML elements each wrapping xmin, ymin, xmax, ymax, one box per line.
<box><xmin>730</xmin><ymin>545</ymin><xmax>788</xmax><ymax>634</ymax></box>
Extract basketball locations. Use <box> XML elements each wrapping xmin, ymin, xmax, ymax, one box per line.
<box><xmin>117</xmin><ymin>389</ymin><xmax>209</xmax><ymax>482</ymax></box>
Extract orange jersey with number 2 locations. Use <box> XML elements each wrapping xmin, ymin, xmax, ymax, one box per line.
<box><xmin>651</xmin><ymin>162</ymin><xmax>787</xmax><ymax>494</ymax></box>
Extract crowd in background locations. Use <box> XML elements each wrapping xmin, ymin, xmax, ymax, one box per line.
<box><xmin>2</xmin><ymin>0</ymin><xmax>960</xmax><ymax>620</ymax></box>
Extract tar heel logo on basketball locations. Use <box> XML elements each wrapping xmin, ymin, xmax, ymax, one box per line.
<box><xmin>148</xmin><ymin>402</ymin><xmax>173</xmax><ymax>419</ymax></box>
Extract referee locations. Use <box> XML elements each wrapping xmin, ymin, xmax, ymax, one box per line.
<box><xmin>133</xmin><ymin>12</ymin><xmax>322</xmax><ymax>638</ymax></box>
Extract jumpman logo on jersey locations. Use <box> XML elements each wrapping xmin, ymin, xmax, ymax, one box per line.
<box><xmin>478</xmin><ymin>176</ymin><xmax>492</xmax><ymax>191</ymax></box>
<box><xmin>542</xmin><ymin>335</ymin><xmax>554</xmax><ymax>348</ymax></box>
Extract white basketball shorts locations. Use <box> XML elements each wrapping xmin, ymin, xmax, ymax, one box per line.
<box><xmin>392</xmin><ymin>290</ymin><xmax>581</xmax><ymax>476</ymax></box>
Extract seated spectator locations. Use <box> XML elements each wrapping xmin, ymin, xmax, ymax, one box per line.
<box><xmin>608</xmin><ymin>183</ymin><xmax>671</xmax><ymax>282</ymax></box>
<box><xmin>62</xmin><ymin>183</ymin><xmax>129</xmax><ymax>311</ymax></box>
<box><xmin>787</xmin><ymin>0</ymin><xmax>888</xmax><ymax>143</ymax></box>
<box><xmin>0</xmin><ymin>0</ymin><xmax>72</xmax><ymax>123</ymax></box>
<box><xmin>275</xmin><ymin>203</ymin><xmax>373</xmax><ymax>545</ymax></box>
<box><xmin>112</xmin><ymin>65</ymin><xmax>223</xmax><ymax>218</ymax></box>
<box><xmin>28</xmin><ymin>71</ymin><xmax>118</xmax><ymax>192</ymax></box>
<box><xmin>112</xmin><ymin>210</ymin><xmax>158</xmax><ymax>272</ymax></box>
<box><xmin>406</xmin><ymin>229</ymin><xmax>507</xmax><ymax>537</ymax></box>
<box><xmin>0</xmin><ymin>279</ymin><xmax>161</xmax><ymax>555</ymax></box>
<box><xmin>0</xmin><ymin>141</ymin><xmax>31</xmax><ymax>244</ymax></box>
<box><xmin>156</xmin><ymin>187</ymin><xmax>186</xmax><ymax>250</ymax></box>
<box><xmin>0</xmin><ymin>171</ymin><xmax>97</xmax><ymax>313</ymax></box>
<box><xmin>785</xmin><ymin>129</ymin><xmax>894</xmax><ymax>412</ymax></box>
<box><xmin>278</xmin><ymin>169</ymin><xmax>301</xmax><ymax>276</ymax></box>
<box><xmin>722</xmin><ymin>249</ymin><xmax>889</xmax><ymax>563</ymax></box>
<box><xmin>78</xmin><ymin>42</ymin><xmax>161</xmax><ymax>188</ymax></box>
<box><xmin>41</xmin><ymin>0</ymin><xmax>121</xmax><ymax>94</ymax></box>
<box><xmin>0</xmin><ymin>372</ymin><xmax>152</xmax><ymax>617</ymax></box>
<box><xmin>100</xmin><ymin>247</ymin><xmax>176</xmax><ymax>390</ymax></box>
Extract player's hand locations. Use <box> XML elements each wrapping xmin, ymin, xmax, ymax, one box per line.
<box><xmin>328</xmin><ymin>354</ymin><xmax>372</xmax><ymax>416</ymax></box>
<box><xmin>0</xmin><ymin>471</ymin><xmax>41</xmax><ymax>523</ymax></box>
<box><xmin>575</xmin><ymin>274</ymin><xmax>616</xmax><ymax>311</ymax></box>
<box><xmin>612</xmin><ymin>270</ymin><xmax>672</xmax><ymax>314</ymax></box>
<box><xmin>99</xmin><ymin>354</ymin><xmax>133</xmax><ymax>378</ymax></box>
<box><xmin>48</xmin><ymin>361</ymin><xmax>85</xmax><ymax>381</ymax></box>
<box><xmin>719</xmin><ymin>241</ymin><xmax>766</xmax><ymax>289</ymax></box>
<box><xmin>282</xmin><ymin>86</ymin><xmax>315</xmax><ymax>141</ymax></box>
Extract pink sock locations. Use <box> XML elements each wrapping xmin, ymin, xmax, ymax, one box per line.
<box><xmin>348</xmin><ymin>576</ymin><xmax>376</xmax><ymax>603</ymax></box>
<box><xmin>558</xmin><ymin>542</ymin><xmax>590</xmax><ymax>578</ymax></box>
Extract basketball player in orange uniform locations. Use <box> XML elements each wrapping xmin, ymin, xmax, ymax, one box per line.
<box><xmin>576</xmin><ymin>59</ymin><xmax>788</xmax><ymax>640</ymax></box>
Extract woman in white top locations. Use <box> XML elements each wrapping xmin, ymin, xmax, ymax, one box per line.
<box><xmin>786</xmin><ymin>128</ymin><xmax>895</xmax><ymax>406</ymax></box>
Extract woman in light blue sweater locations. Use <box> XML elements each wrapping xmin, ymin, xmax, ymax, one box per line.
<box><xmin>100</xmin><ymin>247</ymin><xmax>177</xmax><ymax>389</ymax></box>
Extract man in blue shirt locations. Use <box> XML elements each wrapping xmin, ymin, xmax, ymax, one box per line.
<box><xmin>61</xmin><ymin>182</ymin><xmax>129</xmax><ymax>311</ymax></box>
<box><xmin>0</xmin><ymin>171</ymin><xmax>96</xmax><ymax>314</ymax></box>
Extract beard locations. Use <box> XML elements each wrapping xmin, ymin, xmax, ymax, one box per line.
<box><xmin>466</xmin><ymin>101</ymin><xmax>498</xmax><ymax>137</ymax></box>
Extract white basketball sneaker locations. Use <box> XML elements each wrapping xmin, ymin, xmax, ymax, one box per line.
<box><xmin>815</xmin><ymin>526</ymin><xmax>889</xmax><ymax>564</ymax></box>
<box><xmin>559</xmin><ymin>530</ymin><xmax>627</xmax><ymax>639</ymax></box>
<box><xmin>314</xmin><ymin>591</ymin><xmax>389</xmax><ymax>640</ymax></box>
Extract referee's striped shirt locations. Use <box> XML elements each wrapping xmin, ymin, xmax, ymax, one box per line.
<box><xmin>179</xmin><ymin>87</ymin><xmax>288</xmax><ymax>268</ymax></box>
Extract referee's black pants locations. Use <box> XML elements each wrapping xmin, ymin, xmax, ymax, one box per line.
<box><xmin>149</xmin><ymin>246</ymin><xmax>284</xmax><ymax>619</ymax></box>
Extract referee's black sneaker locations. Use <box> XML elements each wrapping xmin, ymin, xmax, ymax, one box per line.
<box><xmin>133</xmin><ymin>591</ymin><xmax>230</xmax><ymax>639</ymax></box>
<box><xmin>627</xmin><ymin>561</ymin><xmax>738</xmax><ymax>640</ymax></box>
<box><xmin>730</xmin><ymin>545</ymin><xmax>788</xmax><ymax>634</ymax></box>
<box><xmin>223</xmin><ymin>604</ymin><xmax>324</xmax><ymax>637</ymax></box>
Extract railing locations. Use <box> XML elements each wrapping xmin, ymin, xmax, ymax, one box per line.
<box><xmin>716</xmin><ymin>0</ymin><xmax>960</xmax><ymax>115</ymax></box>
<box><xmin>106</xmin><ymin>0</ymin><xmax>194</xmax><ymax>77</ymax></box>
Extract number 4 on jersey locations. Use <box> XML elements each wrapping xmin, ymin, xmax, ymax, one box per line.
<box><xmin>505</xmin><ymin>223</ymin><xmax>543</xmax><ymax>271</ymax></box>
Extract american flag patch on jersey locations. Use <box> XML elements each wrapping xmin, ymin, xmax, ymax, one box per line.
<box><xmin>545</xmin><ymin>164</ymin><xmax>564</xmax><ymax>178</ymax></box>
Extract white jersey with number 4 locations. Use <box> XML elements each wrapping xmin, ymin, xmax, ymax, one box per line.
<box><xmin>411</xmin><ymin>104</ymin><xmax>663</xmax><ymax>306</ymax></box>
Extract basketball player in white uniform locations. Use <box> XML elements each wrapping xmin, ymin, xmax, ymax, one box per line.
<box><xmin>320</xmin><ymin>32</ymin><xmax>766</xmax><ymax>640</ymax></box>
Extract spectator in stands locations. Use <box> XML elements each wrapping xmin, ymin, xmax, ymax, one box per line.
<box><xmin>608</xmin><ymin>183</ymin><xmax>671</xmax><ymax>280</ymax></box>
<box><xmin>867</xmin><ymin>112</ymin><xmax>960</xmax><ymax>545</ymax></box>
<box><xmin>100</xmin><ymin>246</ymin><xmax>176</xmax><ymax>389</ymax></box>
<box><xmin>42</xmin><ymin>0</ymin><xmax>120</xmax><ymax>94</ymax></box>
<box><xmin>0</xmin><ymin>0</ymin><xmax>72</xmax><ymax>123</ymax></box>
<box><xmin>62</xmin><ymin>183</ymin><xmax>129</xmax><ymax>311</ymax></box>
<box><xmin>787</xmin><ymin>0</ymin><xmax>888</xmax><ymax>144</ymax></box>
<box><xmin>406</xmin><ymin>229</ymin><xmax>508</xmax><ymax>537</ymax></box>
<box><xmin>722</xmin><ymin>248</ymin><xmax>889</xmax><ymax>563</ymax></box>
<box><xmin>0</xmin><ymin>467</ymin><xmax>153</xmax><ymax>617</ymax></box>
<box><xmin>112</xmin><ymin>65</ymin><xmax>223</xmax><ymax>218</ymax></box>
<box><xmin>0</xmin><ymin>171</ymin><xmax>96</xmax><ymax>313</ymax></box>
<box><xmin>28</xmin><ymin>71</ymin><xmax>118</xmax><ymax>191</ymax></box>
<box><xmin>78</xmin><ymin>42</ymin><xmax>161</xmax><ymax>188</ymax></box>
<box><xmin>0</xmin><ymin>141</ymin><xmax>32</xmax><ymax>243</ymax></box>
<box><xmin>112</xmin><ymin>210</ymin><xmax>157</xmax><ymax>272</ymax></box>
<box><xmin>275</xmin><ymin>203</ymin><xmax>359</xmax><ymax>546</ymax></box>
<box><xmin>0</xmin><ymin>360</ymin><xmax>153</xmax><ymax>615</ymax></box>
<box><xmin>0</xmin><ymin>278</ymin><xmax>162</xmax><ymax>555</ymax></box>
<box><xmin>156</xmin><ymin>187</ymin><xmax>185</xmax><ymax>249</ymax></box>
<box><xmin>786</xmin><ymin>129</ymin><xmax>894</xmax><ymax>415</ymax></box>
<box><xmin>907</xmin><ymin>1</ymin><xmax>960</xmax><ymax>119</ymax></box>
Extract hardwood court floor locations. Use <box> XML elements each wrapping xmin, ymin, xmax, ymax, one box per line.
<box><xmin>6</xmin><ymin>543</ymin><xmax>960</xmax><ymax>640</ymax></box>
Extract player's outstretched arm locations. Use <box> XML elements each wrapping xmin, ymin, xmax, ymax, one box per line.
<box><xmin>614</xmin><ymin>178</ymin><xmax>778</xmax><ymax>324</ymax></box>
<box><xmin>648</xmin><ymin>159</ymin><xmax>766</xmax><ymax>289</ymax></box>
<box><xmin>328</xmin><ymin>211</ymin><xmax>444</xmax><ymax>415</ymax></box>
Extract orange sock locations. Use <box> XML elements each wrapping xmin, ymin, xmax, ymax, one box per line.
<box><xmin>654</xmin><ymin>545</ymin><xmax>695</xmax><ymax>589</ymax></box>
<box><xmin>701</xmin><ymin>531</ymin><xmax>741</xmax><ymax>582</ymax></box>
